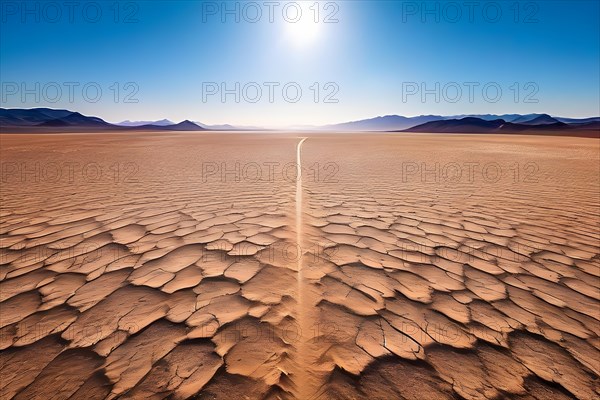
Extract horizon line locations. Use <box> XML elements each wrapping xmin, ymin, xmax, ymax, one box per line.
<box><xmin>2</xmin><ymin>106</ymin><xmax>600</xmax><ymax>129</ymax></box>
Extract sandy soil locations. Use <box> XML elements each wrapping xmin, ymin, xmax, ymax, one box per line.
<box><xmin>0</xmin><ymin>132</ymin><xmax>598</xmax><ymax>400</ymax></box>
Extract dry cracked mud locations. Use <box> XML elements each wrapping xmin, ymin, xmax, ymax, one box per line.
<box><xmin>1</xmin><ymin>132</ymin><xmax>599</xmax><ymax>399</ymax></box>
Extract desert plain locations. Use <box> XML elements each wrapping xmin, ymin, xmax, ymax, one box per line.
<box><xmin>0</xmin><ymin>131</ymin><xmax>599</xmax><ymax>400</ymax></box>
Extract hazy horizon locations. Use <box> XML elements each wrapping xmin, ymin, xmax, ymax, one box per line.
<box><xmin>2</xmin><ymin>106</ymin><xmax>600</xmax><ymax>130</ymax></box>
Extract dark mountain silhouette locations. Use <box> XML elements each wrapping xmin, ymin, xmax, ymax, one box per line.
<box><xmin>0</xmin><ymin>108</ymin><xmax>108</xmax><ymax>127</ymax></box>
<box><xmin>572</xmin><ymin>121</ymin><xmax>600</xmax><ymax>130</ymax></box>
<box><xmin>506</xmin><ymin>113</ymin><xmax>543</xmax><ymax>123</ymax></box>
<box><xmin>168</xmin><ymin>120</ymin><xmax>206</xmax><ymax>130</ymax></box>
<box><xmin>403</xmin><ymin>117</ymin><xmax>597</xmax><ymax>136</ymax></box>
<box><xmin>404</xmin><ymin>117</ymin><xmax>510</xmax><ymax>133</ymax></box>
<box><xmin>555</xmin><ymin>116</ymin><xmax>600</xmax><ymax>124</ymax></box>
<box><xmin>455</xmin><ymin>113</ymin><xmax>559</xmax><ymax>124</ymax></box>
<box><xmin>511</xmin><ymin>114</ymin><xmax>561</xmax><ymax>125</ymax></box>
<box><xmin>451</xmin><ymin>114</ymin><xmax>523</xmax><ymax>122</ymax></box>
<box><xmin>132</xmin><ymin>120</ymin><xmax>206</xmax><ymax>131</ymax></box>
<box><xmin>0</xmin><ymin>109</ymin><xmax>206</xmax><ymax>132</ymax></box>
<box><xmin>36</xmin><ymin>112</ymin><xmax>111</xmax><ymax>127</ymax></box>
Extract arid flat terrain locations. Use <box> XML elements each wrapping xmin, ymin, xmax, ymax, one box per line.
<box><xmin>1</xmin><ymin>132</ymin><xmax>599</xmax><ymax>400</ymax></box>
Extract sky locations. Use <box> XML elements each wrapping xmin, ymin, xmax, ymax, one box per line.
<box><xmin>1</xmin><ymin>0</ymin><xmax>599</xmax><ymax>127</ymax></box>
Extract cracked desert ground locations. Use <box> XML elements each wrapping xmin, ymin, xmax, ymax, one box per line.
<box><xmin>0</xmin><ymin>132</ymin><xmax>599</xmax><ymax>400</ymax></box>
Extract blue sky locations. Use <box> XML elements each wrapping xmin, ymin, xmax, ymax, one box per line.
<box><xmin>1</xmin><ymin>1</ymin><xmax>599</xmax><ymax>126</ymax></box>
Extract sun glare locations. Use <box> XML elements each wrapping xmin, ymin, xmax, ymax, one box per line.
<box><xmin>285</xmin><ymin>9</ymin><xmax>321</xmax><ymax>46</ymax></box>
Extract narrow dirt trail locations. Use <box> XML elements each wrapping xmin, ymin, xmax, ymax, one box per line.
<box><xmin>296</xmin><ymin>138</ymin><xmax>307</xmax><ymax>303</ymax></box>
<box><xmin>292</xmin><ymin>137</ymin><xmax>325</xmax><ymax>400</ymax></box>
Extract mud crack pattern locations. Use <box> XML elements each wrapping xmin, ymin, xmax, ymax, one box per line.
<box><xmin>1</xmin><ymin>133</ymin><xmax>599</xmax><ymax>399</ymax></box>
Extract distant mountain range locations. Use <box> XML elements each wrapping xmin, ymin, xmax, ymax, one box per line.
<box><xmin>402</xmin><ymin>116</ymin><xmax>599</xmax><ymax>134</ymax></box>
<box><xmin>0</xmin><ymin>108</ymin><xmax>206</xmax><ymax>132</ymax></box>
<box><xmin>0</xmin><ymin>108</ymin><xmax>110</xmax><ymax>128</ymax></box>
<box><xmin>117</xmin><ymin>119</ymin><xmax>174</xmax><ymax>127</ymax></box>
<box><xmin>1</xmin><ymin>108</ymin><xmax>598</xmax><ymax>136</ymax></box>
<box><xmin>116</xmin><ymin>119</ymin><xmax>241</xmax><ymax>130</ymax></box>
<box><xmin>319</xmin><ymin>113</ymin><xmax>600</xmax><ymax>131</ymax></box>
<box><xmin>403</xmin><ymin>117</ymin><xmax>561</xmax><ymax>133</ymax></box>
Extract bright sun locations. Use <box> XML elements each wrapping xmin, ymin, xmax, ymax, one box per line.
<box><xmin>285</xmin><ymin>10</ymin><xmax>321</xmax><ymax>46</ymax></box>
